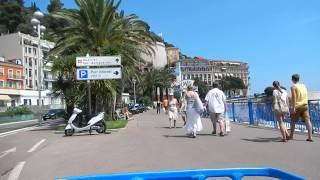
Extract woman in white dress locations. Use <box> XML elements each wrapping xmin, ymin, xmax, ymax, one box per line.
<box><xmin>272</xmin><ymin>81</ymin><xmax>290</xmax><ymax>142</ymax></box>
<box><xmin>167</xmin><ymin>92</ymin><xmax>179</xmax><ymax>128</ymax></box>
<box><xmin>185</xmin><ymin>86</ymin><xmax>203</xmax><ymax>138</ymax></box>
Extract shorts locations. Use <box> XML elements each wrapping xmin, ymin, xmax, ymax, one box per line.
<box><xmin>290</xmin><ymin>105</ymin><xmax>310</xmax><ymax>122</ymax></box>
<box><xmin>210</xmin><ymin>113</ymin><xmax>224</xmax><ymax>123</ymax></box>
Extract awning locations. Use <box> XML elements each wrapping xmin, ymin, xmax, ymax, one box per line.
<box><xmin>0</xmin><ymin>95</ymin><xmax>11</xmax><ymax>101</ymax></box>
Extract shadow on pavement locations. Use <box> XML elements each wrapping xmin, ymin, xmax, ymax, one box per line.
<box><xmin>159</xmin><ymin>127</ymin><xmax>184</xmax><ymax>129</ymax></box>
<box><xmin>241</xmin><ymin>137</ymin><xmax>282</xmax><ymax>143</ymax></box>
<box><xmin>163</xmin><ymin>135</ymin><xmax>191</xmax><ymax>138</ymax></box>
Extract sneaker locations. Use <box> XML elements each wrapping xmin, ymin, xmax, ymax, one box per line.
<box><xmin>306</xmin><ymin>139</ymin><xmax>313</xmax><ymax>142</ymax></box>
<box><xmin>220</xmin><ymin>132</ymin><xmax>225</xmax><ymax>137</ymax></box>
<box><xmin>212</xmin><ymin>131</ymin><xmax>216</xmax><ymax>135</ymax></box>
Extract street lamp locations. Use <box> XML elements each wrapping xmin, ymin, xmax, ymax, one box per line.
<box><xmin>31</xmin><ymin>10</ymin><xmax>46</xmax><ymax>125</ymax></box>
<box><xmin>133</xmin><ymin>79</ymin><xmax>136</xmax><ymax>105</ymax></box>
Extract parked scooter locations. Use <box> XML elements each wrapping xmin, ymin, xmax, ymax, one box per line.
<box><xmin>65</xmin><ymin>108</ymin><xmax>106</xmax><ymax>136</ymax></box>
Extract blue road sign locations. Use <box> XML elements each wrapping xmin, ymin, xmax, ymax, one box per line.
<box><xmin>79</xmin><ymin>70</ymin><xmax>88</xmax><ymax>79</ymax></box>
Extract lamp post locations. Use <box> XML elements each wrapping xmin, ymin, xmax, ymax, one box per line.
<box><xmin>133</xmin><ymin>79</ymin><xmax>136</xmax><ymax>105</ymax></box>
<box><xmin>31</xmin><ymin>10</ymin><xmax>46</xmax><ymax>125</ymax></box>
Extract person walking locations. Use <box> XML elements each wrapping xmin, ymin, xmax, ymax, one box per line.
<box><xmin>156</xmin><ymin>101</ymin><xmax>161</xmax><ymax>114</ymax></box>
<box><xmin>205</xmin><ymin>82</ymin><xmax>227</xmax><ymax>136</ymax></box>
<box><xmin>167</xmin><ymin>92</ymin><xmax>179</xmax><ymax>128</ymax></box>
<box><xmin>185</xmin><ymin>85</ymin><xmax>203</xmax><ymax>138</ymax></box>
<box><xmin>179</xmin><ymin>91</ymin><xmax>187</xmax><ymax>126</ymax></box>
<box><xmin>272</xmin><ymin>81</ymin><xmax>290</xmax><ymax>142</ymax></box>
<box><xmin>289</xmin><ymin>74</ymin><xmax>313</xmax><ymax>141</ymax></box>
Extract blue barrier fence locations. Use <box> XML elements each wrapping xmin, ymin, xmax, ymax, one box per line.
<box><xmin>57</xmin><ymin>168</ymin><xmax>305</xmax><ymax>180</ymax></box>
<box><xmin>227</xmin><ymin>99</ymin><xmax>320</xmax><ymax>134</ymax></box>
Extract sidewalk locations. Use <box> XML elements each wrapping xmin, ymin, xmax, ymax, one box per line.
<box><xmin>18</xmin><ymin>109</ymin><xmax>320</xmax><ymax>179</ymax></box>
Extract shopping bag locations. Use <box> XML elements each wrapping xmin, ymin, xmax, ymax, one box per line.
<box><xmin>225</xmin><ymin>113</ymin><xmax>231</xmax><ymax>132</ymax></box>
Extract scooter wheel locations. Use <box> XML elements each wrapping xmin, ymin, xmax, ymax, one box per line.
<box><xmin>96</xmin><ymin>123</ymin><xmax>106</xmax><ymax>134</ymax></box>
<box><xmin>65</xmin><ymin>129</ymin><xmax>74</xmax><ymax>136</ymax></box>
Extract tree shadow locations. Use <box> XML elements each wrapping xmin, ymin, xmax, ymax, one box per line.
<box><xmin>241</xmin><ymin>137</ymin><xmax>282</xmax><ymax>143</ymax></box>
<box><xmin>160</xmin><ymin>127</ymin><xmax>183</xmax><ymax>129</ymax></box>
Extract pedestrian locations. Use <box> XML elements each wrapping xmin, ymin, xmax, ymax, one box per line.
<box><xmin>167</xmin><ymin>92</ymin><xmax>179</xmax><ymax>128</ymax></box>
<box><xmin>205</xmin><ymin>82</ymin><xmax>227</xmax><ymax>136</ymax></box>
<box><xmin>185</xmin><ymin>85</ymin><xmax>203</xmax><ymax>138</ymax></box>
<box><xmin>179</xmin><ymin>91</ymin><xmax>187</xmax><ymax>126</ymax></box>
<box><xmin>272</xmin><ymin>81</ymin><xmax>290</xmax><ymax>142</ymax></box>
<box><xmin>156</xmin><ymin>100</ymin><xmax>161</xmax><ymax>114</ymax></box>
<box><xmin>289</xmin><ymin>74</ymin><xmax>313</xmax><ymax>141</ymax></box>
<box><xmin>163</xmin><ymin>98</ymin><xmax>168</xmax><ymax>113</ymax></box>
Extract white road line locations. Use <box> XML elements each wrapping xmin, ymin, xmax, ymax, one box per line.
<box><xmin>0</xmin><ymin>126</ymin><xmax>38</xmax><ymax>138</ymax></box>
<box><xmin>8</xmin><ymin>161</ymin><xmax>25</xmax><ymax>180</ymax></box>
<box><xmin>0</xmin><ymin>147</ymin><xmax>16</xmax><ymax>159</ymax></box>
<box><xmin>27</xmin><ymin>139</ymin><xmax>46</xmax><ymax>153</ymax></box>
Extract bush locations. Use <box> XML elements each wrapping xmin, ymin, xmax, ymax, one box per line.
<box><xmin>5</xmin><ymin>106</ymin><xmax>33</xmax><ymax>116</ymax></box>
<box><xmin>139</xmin><ymin>96</ymin><xmax>152</xmax><ymax>106</ymax></box>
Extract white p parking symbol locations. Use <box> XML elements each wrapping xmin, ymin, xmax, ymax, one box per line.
<box><xmin>79</xmin><ymin>70</ymin><xmax>88</xmax><ymax>79</ymax></box>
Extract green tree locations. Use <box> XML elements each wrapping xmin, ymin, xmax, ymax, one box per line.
<box><xmin>264</xmin><ymin>87</ymin><xmax>274</xmax><ymax>97</ymax></box>
<box><xmin>220</xmin><ymin>76</ymin><xmax>245</xmax><ymax>97</ymax></box>
<box><xmin>49</xmin><ymin>0</ymin><xmax>156</xmax><ymax>115</ymax></box>
<box><xmin>193</xmin><ymin>77</ymin><xmax>209</xmax><ymax>99</ymax></box>
<box><xmin>0</xmin><ymin>1</ymin><xmax>25</xmax><ymax>33</ymax></box>
<box><xmin>47</xmin><ymin>0</ymin><xmax>63</xmax><ymax>13</ymax></box>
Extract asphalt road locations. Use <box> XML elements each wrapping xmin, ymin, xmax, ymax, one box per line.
<box><xmin>0</xmin><ymin>110</ymin><xmax>319</xmax><ymax>180</ymax></box>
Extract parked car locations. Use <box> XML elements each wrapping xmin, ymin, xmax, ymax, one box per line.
<box><xmin>43</xmin><ymin>109</ymin><xmax>66</xmax><ymax>120</ymax></box>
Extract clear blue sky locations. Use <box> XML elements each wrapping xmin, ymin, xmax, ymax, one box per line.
<box><xmin>26</xmin><ymin>0</ymin><xmax>320</xmax><ymax>94</ymax></box>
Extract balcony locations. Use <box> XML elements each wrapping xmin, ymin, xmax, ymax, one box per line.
<box><xmin>0</xmin><ymin>74</ymin><xmax>24</xmax><ymax>81</ymax></box>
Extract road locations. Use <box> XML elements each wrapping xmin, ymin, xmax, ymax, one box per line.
<box><xmin>0</xmin><ymin>110</ymin><xmax>319</xmax><ymax>180</ymax></box>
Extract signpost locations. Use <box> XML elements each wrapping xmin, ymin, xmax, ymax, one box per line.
<box><xmin>76</xmin><ymin>55</ymin><xmax>122</xmax><ymax>114</ymax></box>
<box><xmin>77</xmin><ymin>67</ymin><xmax>121</xmax><ymax>80</ymax></box>
<box><xmin>76</xmin><ymin>56</ymin><xmax>121</xmax><ymax>67</ymax></box>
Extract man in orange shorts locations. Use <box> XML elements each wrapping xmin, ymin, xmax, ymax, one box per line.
<box><xmin>289</xmin><ymin>74</ymin><xmax>313</xmax><ymax>142</ymax></box>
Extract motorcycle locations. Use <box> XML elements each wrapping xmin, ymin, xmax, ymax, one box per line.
<box><xmin>65</xmin><ymin>108</ymin><xmax>106</xmax><ymax>136</ymax></box>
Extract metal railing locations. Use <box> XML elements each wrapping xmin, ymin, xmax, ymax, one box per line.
<box><xmin>227</xmin><ymin>98</ymin><xmax>320</xmax><ymax>134</ymax></box>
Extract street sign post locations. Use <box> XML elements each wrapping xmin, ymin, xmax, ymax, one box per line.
<box><xmin>77</xmin><ymin>67</ymin><xmax>121</xmax><ymax>80</ymax></box>
<box><xmin>76</xmin><ymin>56</ymin><xmax>121</xmax><ymax>67</ymax></box>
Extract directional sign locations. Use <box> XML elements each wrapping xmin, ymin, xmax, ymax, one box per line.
<box><xmin>76</xmin><ymin>56</ymin><xmax>121</xmax><ymax>67</ymax></box>
<box><xmin>77</xmin><ymin>67</ymin><xmax>121</xmax><ymax>80</ymax></box>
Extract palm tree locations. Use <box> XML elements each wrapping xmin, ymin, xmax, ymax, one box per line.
<box><xmin>49</xmin><ymin>0</ymin><xmax>156</xmax><ymax>115</ymax></box>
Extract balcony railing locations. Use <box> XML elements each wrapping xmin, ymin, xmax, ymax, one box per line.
<box><xmin>0</xmin><ymin>74</ymin><xmax>24</xmax><ymax>80</ymax></box>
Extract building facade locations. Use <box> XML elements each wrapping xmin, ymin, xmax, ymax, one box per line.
<box><xmin>180</xmin><ymin>58</ymin><xmax>250</xmax><ymax>96</ymax></box>
<box><xmin>165</xmin><ymin>47</ymin><xmax>180</xmax><ymax>64</ymax></box>
<box><xmin>0</xmin><ymin>32</ymin><xmax>63</xmax><ymax>108</ymax></box>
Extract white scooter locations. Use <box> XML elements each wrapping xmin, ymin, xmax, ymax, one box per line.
<box><xmin>65</xmin><ymin>108</ymin><xmax>106</xmax><ymax>136</ymax></box>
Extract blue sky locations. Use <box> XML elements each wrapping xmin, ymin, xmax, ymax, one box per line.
<box><xmin>26</xmin><ymin>0</ymin><xmax>320</xmax><ymax>94</ymax></box>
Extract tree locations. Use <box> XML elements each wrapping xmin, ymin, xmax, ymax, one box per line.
<box><xmin>193</xmin><ymin>77</ymin><xmax>209</xmax><ymax>99</ymax></box>
<box><xmin>220</xmin><ymin>76</ymin><xmax>246</xmax><ymax>97</ymax></box>
<box><xmin>47</xmin><ymin>0</ymin><xmax>63</xmax><ymax>13</ymax></box>
<box><xmin>0</xmin><ymin>1</ymin><xmax>25</xmax><ymax>33</ymax></box>
<box><xmin>49</xmin><ymin>0</ymin><xmax>156</xmax><ymax>115</ymax></box>
<box><xmin>264</xmin><ymin>87</ymin><xmax>274</xmax><ymax>97</ymax></box>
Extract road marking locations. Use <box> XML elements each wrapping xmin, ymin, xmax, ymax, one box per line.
<box><xmin>0</xmin><ymin>126</ymin><xmax>38</xmax><ymax>138</ymax></box>
<box><xmin>8</xmin><ymin>161</ymin><xmax>25</xmax><ymax>180</ymax></box>
<box><xmin>27</xmin><ymin>139</ymin><xmax>46</xmax><ymax>153</ymax></box>
<box><xmin>0</xmin><ymin>147</ymin><xmax>16</xmax><ymax>159</ymax></box>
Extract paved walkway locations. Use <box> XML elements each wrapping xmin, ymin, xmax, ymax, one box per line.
<box><xmin>2</xmin><ymin>110</ymin><xmax>319</xmax><ymax>179</ymax></box>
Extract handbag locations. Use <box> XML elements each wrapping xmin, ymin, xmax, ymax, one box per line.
<box><xmin>274</xmin><ymin>90</ymin><xmax>289</xmax><ymax>114</ymax></box>
<box><xmin>194</xmin><ymin>93</ymin><xmax>204</xmax><ymax>114</ymax></box>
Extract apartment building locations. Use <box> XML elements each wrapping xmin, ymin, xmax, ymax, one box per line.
<box><xmin>0</xmin><ymin>32</ymin><xmax>63</xmax><ymax>107</ymax></box>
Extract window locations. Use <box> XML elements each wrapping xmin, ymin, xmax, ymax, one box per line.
<box><xmin>24</xmin><ymin>99</ymin><xmax>28</xmax><ymax>105</ymax></box>
<box><xmin>8</xmin><ymin>69</ymin><xmax>13</xmax><ymax>78</ymax></box>
<box><xmin>16</xmin><ymin>82</ymin><xmax>21</xmax><ymax>89</ymax></box>
<box><xmin>16</xmin><ymin>70</ymin><xmax>21</xmax><ymax>79</ymax></box>
<box><xmin>29</xmin><ymin>69</ymin><xmax>32</xmax><ymax>77</ymax></box>
<box><xmin>25</xmin><ymin>47</ymin><xmax>27</xmax><ymax>54</ymax></box>
<box><xmin>25</xmin><ymin>57</ymin><xmax>28</xmax><ymax>65</ymax></box>
<box><xmin>7</xmin><ymin>80</ymin><xmax>14</xmax><ymax>88</ymax></box>
<box><xmin>0</xmin><ymin>80</ymin><xmax>4</xmax><ymax>88</ymax></box>
<box><xmin>28</xmin><ymin>48</ymin><xmax>31</xmax><ymax>53</ymax></box>
<box><xmin>25</xmin><ymin>79</ymin><xmax>28</xmax><ymax>86</ymax></box>
<box><xmin>0</xmin><ymin>68</ymin><xmax>3</xmax><ymax>76</ymax></box>
<box><xmin>29</xmin><ymin>80</ymin><xmax>32</xmax><ymax>88</ymax></box>
<box><xmin>25</xmin><ymin>68</ymin><xmax>28</xmax><ymax>76</ymax></box>
<box><xmin>29</xmin><ymin>58</ymin><xmax>32</xmax><ymax>66</ymax></box>
<box><xmin>34</xmin><ymin>59</ymin><xmax>37</xmax><ymax>66</ymax></box>
<box><xmin>33</xmin><ymin>48</ymin><xmax>37</xmax><ymax>55</ymax></box>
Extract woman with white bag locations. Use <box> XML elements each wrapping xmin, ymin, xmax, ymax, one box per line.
<box><xmin>272</xmin><ymin>81</ymin><xmax>290</xmax><ymax>142</ymax></box>
<box><xmin>185</xmin><ymin>85</ymin><xmax>203</xmax><ymax>138</ymax></box>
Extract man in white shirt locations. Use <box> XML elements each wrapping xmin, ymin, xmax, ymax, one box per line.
<box><xmin>205</xmin><ymin>82</ymin><xmax>227</xmax><ymax>136</ymax></box>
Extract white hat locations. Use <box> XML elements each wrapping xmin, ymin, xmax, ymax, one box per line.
<box><xmin>168</xmin><ymin>92</ymin><xmax>174</xmax><ymax>96</ymax></box>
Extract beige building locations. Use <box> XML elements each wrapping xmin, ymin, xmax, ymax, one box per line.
<box><xmin>180</xmin><ymin>58</ymin><xmax>250</xmax><ymax>96</ymax></box>
<box><xmin>166</xmin><ymin>47</ymin><xmax>180</xmax><ymax>64</ymax></box>
<box><xmin>0</xmin><ymin>32</ymin><xmax>63</xmax><ymax>107</ymax></box>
